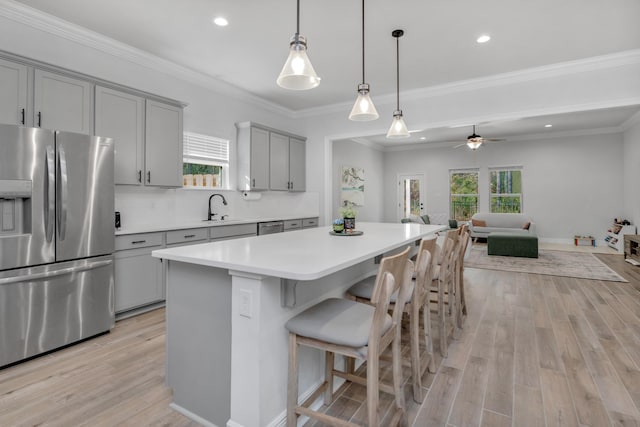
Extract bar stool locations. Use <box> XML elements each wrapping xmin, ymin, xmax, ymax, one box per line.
<box><xmin>285</xmin><ymin>247</ymin><xmax>412</xmax><ymax>427</ymax></box>
<box><xmin>455</xmin><ymin>226</ymin><xmax>471</xmax><ymax>329</ymax></box>
<box><xmin>347</xmin><ymin>238</ymin><xmax>436</xmax><ymax>403</ymax></box>
<box><xmin>430</xmin><ymin>230</ymin><xmax>459</xmax><ymax>357</ymax></box>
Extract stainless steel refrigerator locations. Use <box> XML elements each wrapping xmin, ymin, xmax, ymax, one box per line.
<box><xmin>0</xmin><ymin>124</ymin><xmax>115</xmax><ymax>368</ymax></box>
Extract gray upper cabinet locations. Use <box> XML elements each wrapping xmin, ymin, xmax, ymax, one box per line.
<box><xmin>145</xmin><ymin>100</ymin><xmax>184</xmax><ymax>187</ymax></box>
<box><xmin>269</xmin><ymin>132</ymin><xmax>290</xmax><ymax>191</ymax></box>
<box><xmin>237</xmin><ymin>124</ymin><xmax>269</xmax><ymax>191</ymax></box>
<box><xmin>34</xmin><ymin>69</ymin><xmax>92</xmax><ymax>134</ymax></box>
<box><xmin>0</xmin><ymin>58</ymin><xmax>28</xmax><ymax>126</ymax></box>
<box><xmin>289</xmin><ymin>137</ymin><xmax>306</xmax><ymax>191</ymax></box>
<box><xmin>237</xmin><ymin>122</ymin><xmax>306</xmax><ymax>192</ymax></box>
<box><xmin>95</xmin><ymin>86</ymin><xmax>145</xmax><ymax>185</ymax></box>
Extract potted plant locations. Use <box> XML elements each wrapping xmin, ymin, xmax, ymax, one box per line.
<box><xmin>332</xmin><ymin>218</ymin><xmax>345</xmax><ymax>233</ymax></box>
<box><xmin>340</xmin><ymin>202</ymin><xmax>357</xmax><ymax>231</ymax></box>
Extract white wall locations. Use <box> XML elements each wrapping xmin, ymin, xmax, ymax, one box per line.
<box><xmin>332</xmin><ymin>140</ymin><xmax>384</xmax><ymax>222</ymax></box>
<box><xmin>383</xmin><ymin>133</ymin><xmax>624</xmax><ymax>243</ymax></box>
<box><xmin>623</xmin><ymin>120</ymin><xmax>640</xmax><ymax>226</ymax></box>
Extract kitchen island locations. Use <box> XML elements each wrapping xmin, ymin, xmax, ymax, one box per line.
<box><xmin>152</xmin><ymin>222</ymin><xmax>445</xmax><ymax>427</ymax></box>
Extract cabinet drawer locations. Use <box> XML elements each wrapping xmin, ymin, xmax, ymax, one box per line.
<box><xmin>166</xmin><ymin>228</ymin><xmax>208</xmax><ymax>245</ymax></box>
<box><xmin>283</xmin><ymin>219</ymin><xmax>302</xmax><ymax>231</ymax></box>
<box><xmin>115</xmin><ymin>232</ymin><xmax>164</xmax><ymax>250</ymax></box>
<box><xmin>210</xmin><ymin>223</ymin><xmax>257</xmax><ymax>240</ymax></box>
<box><xmin>302</xmin><ymin>218</ymin><xmax>318</xmax><ymax>228</ymax></box>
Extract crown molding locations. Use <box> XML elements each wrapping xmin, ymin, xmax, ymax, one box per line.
<box><xmin>621</xmin><ymin>110</ymin><xmax>640</xmax><ymax>131</ymax></box>
<box><xmin>295</xmin><ymin>49</ymin><xmax>640</xmax><ymax>119</ymax></box>
<box><xmin>0</xmin><ymin>0</ymin><xmax>296</xmax><ymax>118</ymax></box>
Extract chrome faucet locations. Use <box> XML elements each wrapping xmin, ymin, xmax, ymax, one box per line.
<box><xmin>207</xmin><ymin>193</ymin><xmax>228</xmax><ymax>221</ymax></box>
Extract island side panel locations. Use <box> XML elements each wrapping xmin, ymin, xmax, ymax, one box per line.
<box><xmin>166</xmin><ymin>261</ymin><xmax>232</xmax><ymax>427</ymax></box>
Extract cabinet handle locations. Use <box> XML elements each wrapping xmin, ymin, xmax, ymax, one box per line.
<box><xmin>147</xmin><ymin>171</ymin><xmax>151</xmax><ymax>183</ymax></box>
<box><xmin>131</xmin><ymin>240</ymin><xmax>146</xmax><ymax>244</ymax></box>
<box><xmin>20</xmin><ymin>108</ymin><xmax>25</xmax><ymax>125</ymax></box>
<box><xmin>252</xmin><ymin>178</ymin><xmax>255</xmax><ymax>188</ymax></box>
<box><xmin>37</xmin><ymin>112</ymin><xmax>42</xmax><ymax>127</ymax></box>
<box><xmin>138</xmin><ymin>170</ymin><xmax>142</xmax><ymax>183</ymax></box>
<box><xmin>184</xmin><ymin>234</ymin><xmax>195</xmax><ymax>238</ymax></box>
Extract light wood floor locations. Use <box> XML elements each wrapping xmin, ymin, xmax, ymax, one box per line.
<box><xmin>1</xmin><ymin>253</ymin><xmax>640</xmax><ymax>427</ymax></box>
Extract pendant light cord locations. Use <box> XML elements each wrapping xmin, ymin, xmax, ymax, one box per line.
<box><xmin>361</xmin><ymin>0</ymin><xmax>365</xmax><ymax>84</ymax></box>
<box><xmin>296</xmin><ymin>0</ymin><xmax>300</xmax><ymax>37</ymax></box>
<box><xmin>395</xmin><ymin>34</ymin><xmax>400</xmax><ymax>110</ymax></box>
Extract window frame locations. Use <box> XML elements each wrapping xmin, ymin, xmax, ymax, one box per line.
<box><xmin>449</xmin><ymin>168</ymin><xmax>479</xmax><ymax>221</ymax></box>
<box><xmin>488</xmin><ymin>166</ymin><xmax>523</xmax><ymax>214</ymax></box>
<box><xmin>182</xmin><ymin>131</ymin><xmax>230</xmax><ymax>189</ymax></box>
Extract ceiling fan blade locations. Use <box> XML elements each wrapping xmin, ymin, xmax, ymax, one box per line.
<box><xmin>453</xmin><ymin>142</ymin><xmax>468</xmax><ymax>148</ymax></box>
<box><xmin>484</xmin><ymin>138</ymin><xmax>506</xmax><ymax>142</ymax></box>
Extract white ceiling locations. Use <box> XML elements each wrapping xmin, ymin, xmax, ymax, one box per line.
<box><xmin>13</xmin><ymin>0</ymin><xmax>640</xmax><ymax>143</ymax></box>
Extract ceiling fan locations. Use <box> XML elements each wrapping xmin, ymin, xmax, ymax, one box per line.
<box><xmin>454</xmin><ymin>125</ymin><xmax>506</xmax><ymax>150</ymax></box>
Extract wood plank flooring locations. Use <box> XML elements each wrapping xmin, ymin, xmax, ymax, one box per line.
<box><xmin>1</xmin><ymin>252</ymin><xmax>639</xmax><ymax>426</ymax></box>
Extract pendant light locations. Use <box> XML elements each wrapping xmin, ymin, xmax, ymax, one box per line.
<box><xmin>348</xmin><ymin>0</ymin><xmax>378</xmax><ymax>121</ymax></box>
<box><xmin>276</xmin><ymin>0</ymin><xmax>321</xmax><ymax>90</ymax></box>
<box><xmin>386</xmin><ymin>29</ymin><xmax>410</xmax><ymax>139</ymax></box>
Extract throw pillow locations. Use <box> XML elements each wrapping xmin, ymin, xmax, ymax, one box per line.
<box><xmin>523</xmin><ymin>222</ymin><xmax>531</xmax><ymax>230</ymax></box>
<box><xmin>448</xmin><ymin>219</ymin><xmax>458</xmax><ymax>229</ymax></box>
<box><xmin>471</xmin><ymin>219</ymin><xmax>486</xmax><ymax>227</ymax></box>
<box><xmin>421</xmin><ymin>215</ymin><xmax>430</xmax><ymax>224</ymax></box>
<box><xmin>409</xmin><ymin>215</ymin><xmax>425</xmax><ymax>224</ymax></box>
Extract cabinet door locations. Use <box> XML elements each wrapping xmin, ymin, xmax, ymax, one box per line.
<box><xmin>289</xmin><ymin>137</ymin><xmax>306</xmax><ymax>191</ymax></box>
<box><xmin>114</xmin><ymin>248</ymin><xmax>163</xmax><ymax>312</ymax></box>
<box><xmin>269</xmin><ymin>132</ymin><xmax>290</xmax><ymax>191</ymax></box>
<box><xmin>249</xmin><ymin>127</ymin><xmax>269</xmax><ymax>190</ymax></box>
<box><xmin>0</xmin><ymin>58</ymin><xmax>28</xmax><ymax>126</ymax></box>
<box><xmin>34</xmin><ymin>69</ymin><xmax>92</xmax><ymax>134</ymax></box>
<box><xmin>95</xmin><ymin>86</ymin><xmax>144</xmax><ymax>185</ymax></box>
<box><xmin>145</xmin><ymin>100</ymin><xmax>183</xmax><ymax>187</ymax></box>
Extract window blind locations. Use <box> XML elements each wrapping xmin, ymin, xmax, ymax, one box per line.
<box><xmin>183</xmin><ymin>132</ymin><xmax>229</xmax><ymax>165</ymax></box>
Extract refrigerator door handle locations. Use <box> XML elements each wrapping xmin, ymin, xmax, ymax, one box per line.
<box><xmin>0</xmin><ymin>259</ymin><xmax>113</xmax><ymax>286</ymax></box>
<box><xmin>57</xmin><ymin>145</ymin><xmax>69</xmax><ymax>241</ymax></box>
<box><xmin>44</xmin><ymin>145</ymin><xmax>55</xmax><ymax>243</ymax></box>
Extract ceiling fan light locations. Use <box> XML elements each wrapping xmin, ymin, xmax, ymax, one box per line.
<box><xmin>467</xmin><ymin>140</ymin><xmax>482</xmax><ymax>150</ymax></box>
<box><xmin>349</xmin><ymin>84</ymin><xmax>379</xmax><ymax>121</ymax></box>
<box><xmin>277</xmin><ymin>35</ymin><xmax>321</xmax><ymax>90</ymax></box>
<box><xmin>386</xmin><ymin>110</ymin><xmax>410</xmax><ymax>138</ymax></box>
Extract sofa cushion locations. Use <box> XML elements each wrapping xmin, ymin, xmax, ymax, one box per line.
<box><xmin>472</xmin><ymin>226</ymin><xmax>530</xmax><ymax>235</ymax></box>
<box><xmin>471</xmin><ymin>219</ymin><xmax>486</xmax><ymax>227</ymax></box>
<box><xmin>471</xmin><ymin>213</ymin><xmax>532</xmax><ymax>229</ymax></box>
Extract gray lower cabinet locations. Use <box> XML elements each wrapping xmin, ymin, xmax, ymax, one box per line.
<box><xmin>302</xmin><ymin>217</ymin><xmax>318</xmax><ymax>228</ymax></box>
<box><xmin>114</xmin><ymin>232</ymin><xmax>164</xmax><ymax>314</ymax></box>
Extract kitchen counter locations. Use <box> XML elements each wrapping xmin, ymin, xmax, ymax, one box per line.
<box><xmin>114</xmin><ymin>214</ymin><xmax>319</xmax><ymax>235</ymax></box>
<box><xmin>152</xmin><ymin>222</ymin><xmax>445</xmax><ymax>427</ymax></box>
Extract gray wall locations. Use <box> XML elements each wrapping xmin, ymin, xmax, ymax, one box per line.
<box><xmin>332</xmin><ymin>140</ymin><xmax>384</xmax><ymax>222</ymax></box>
<box><xmin>382</xmin><ymin>133</ymin><xmax>624</xmax><ymax>243</ymax></box>
<box><xmin>624</xmin><ymin>120</ymin><xmax>640</xmax><ymax>226</ymax></box>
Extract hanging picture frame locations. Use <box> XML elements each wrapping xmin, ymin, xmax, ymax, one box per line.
<box><xmin>340</xmin><ymin>166</ymin><xmax>364</xmax><ymax>206</ymax></box>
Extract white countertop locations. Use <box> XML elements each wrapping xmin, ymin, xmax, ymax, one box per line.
<box><xmin>115</xmin><ymin>214</ymin><xmax>319</xmax><ymax>235</ymax></box>
<box><xmin>152</xmin><ymin>222</ymin><xmax>446</xmax><ymax>281</ymax></box>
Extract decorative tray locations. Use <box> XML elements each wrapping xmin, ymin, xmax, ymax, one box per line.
<box><xmin>329</xmin><ymin>230</ymin><xmax>363</xmax><ymax>236</ymax></box>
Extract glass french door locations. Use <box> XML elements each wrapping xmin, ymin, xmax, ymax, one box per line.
<box><xmin>397</xmin><ymin>174</ymin><xmax>425</xmax><ymax>221</ymax></box>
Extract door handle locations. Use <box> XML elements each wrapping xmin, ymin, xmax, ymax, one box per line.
<box><xmin>20</xmin><ymin>108</ymin><xmax>25</xmax><ymax>125</ymax></box>
<box><xmin>138</xmin><ymin>170</ymin><xmax>142</xmax><ymax>183</ymax></box>
<box><xmin>37</xmin><ymin>112</ymin><xmax>42</xmax><ymax>127</ymax></box>
<box><xmin>252</xmin><ymin>178</ymin><xmax>255</xmax><ymax>188</ymax></box>
<box><xmin>146</xmin><ymin>171</ymin><xmax>151</xmax><ymax>184</ymax></box>
<box><xmin>44</xmin><ymin>146</ymin><xmax>55</xmax><ymax>243</ymax></box>
<box><xmin>57</xmin><ymin>145</ymin><xmax>68</xmax><ymax>241</ymax></box>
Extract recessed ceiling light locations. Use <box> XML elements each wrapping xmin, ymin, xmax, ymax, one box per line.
<box><xmin>544</xmin><ymin>124</ymin><xmax>553</xmax><ymax>128</ymax></box>
<box><xmin>476</xmin><ymin>35</ymin><xmax>491</xmax><ymax>43</ymax></box>
<box><xmin>213</xmin><ymin>17</ymin><xmax>228</xmax><ymax>26</ymax></box>
<box><xmin>420</xmin><ymin>137</ymin><xmax>427</xmax><ymax>140</ymax></box>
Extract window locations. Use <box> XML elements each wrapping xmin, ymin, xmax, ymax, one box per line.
<box><xmin>450</xmin><ymin>170</ymin><xmax>478</xmax><ymax>221</ymax></box>
<box><xmin>490</xmin><ymin>168</ymin><xmax>522</xmax><ymax>213</ymax></box>
<box><xmin>183</xmin><ymin>132</ymin><xmax>229</xmax><ymax>188</ymax></box>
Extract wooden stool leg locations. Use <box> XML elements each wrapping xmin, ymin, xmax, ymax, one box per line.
<box><xmin>287</xmin><ymin>333</ymin><xmax>298</xmax><ymax>427</ymax></box>
<box><xmin>439</xmin><ymin>281</ymin><xmax>448</xmax><ymax>358</ymax></box>
<box><xmin>366</xmin><ymin>351</ymin><xmax>380</xmax><ymax>427</ymax></box>
<box><xmin>410</xmin><ymin>303</ymin><xmax>423</xmax><ymax>403</ymax></box>
<box><xmin>392</xmin><ymin>327</ymin><xmax>406</xmax><ymax>422</ymax></box>
<box><xmin>423</xmin><ymin>304</ymin><xmax>436</xmax><ymax>373</ymax></box>
<box><xmin>324</xmin><ymin>351</ymin><xmax>335</xmax><ymax>404</ymax></box>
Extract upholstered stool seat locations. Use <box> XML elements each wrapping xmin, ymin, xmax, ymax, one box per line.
<box><xmin>349</xmin><ymin>276</ymin><xmax>414</xmax><ymax>303</ymax></box>
<box><xmin>285</xmin><ymin>298</ymin><xmax>392</xmax><ymax>354</ymax></box>
<box><xmin>487</xmin><ymin>232</ymin><xmax>538</xmax><ymax>258</ymax></box>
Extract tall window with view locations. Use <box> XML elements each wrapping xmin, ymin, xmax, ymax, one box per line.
<box><xmin>490</xmin><ymin>168</ymin><xmax>522</xmax><ymax>213</ymax></box>
<box><xmin>182</xmin><ymin>132</ymin><xmax>229</xmax><ymax>188</ymax></box>
<box><xmin>450</xmin><ymin>170</ymin><xmax>479</xmax><ymax>221</ymax></box>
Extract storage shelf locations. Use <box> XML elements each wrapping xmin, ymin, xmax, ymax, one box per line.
<box><xmin>605</xmin><ymin>224</ymin><xmax>636</xmax><ymax>253</ymax></box>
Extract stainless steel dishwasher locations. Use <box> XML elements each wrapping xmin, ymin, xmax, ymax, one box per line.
<box><xmin>257</xmin><ymin>221</ymin><xmax>284</xmax><ymax>235</ymax></box>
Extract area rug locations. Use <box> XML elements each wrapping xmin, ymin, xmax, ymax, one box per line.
<box><xmin>466</xmin><ymin>246</ymin><xmax>627</xmax><ymax>282</ymax></box>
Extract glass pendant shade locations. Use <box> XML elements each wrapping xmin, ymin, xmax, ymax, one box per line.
<box><xmin>277</xmin><ymin>35</ymin><xmax>320</xmax><ymax>90</ymax></box>
<box><xmin>349</xmin><ymin>84</ymin><xmax>379</xmax><ymax>121</ymax></box>
<box><xmin>386</xmin><ymin>110</ymin><xmax>410</xmax><ymax>138</ymax></box>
